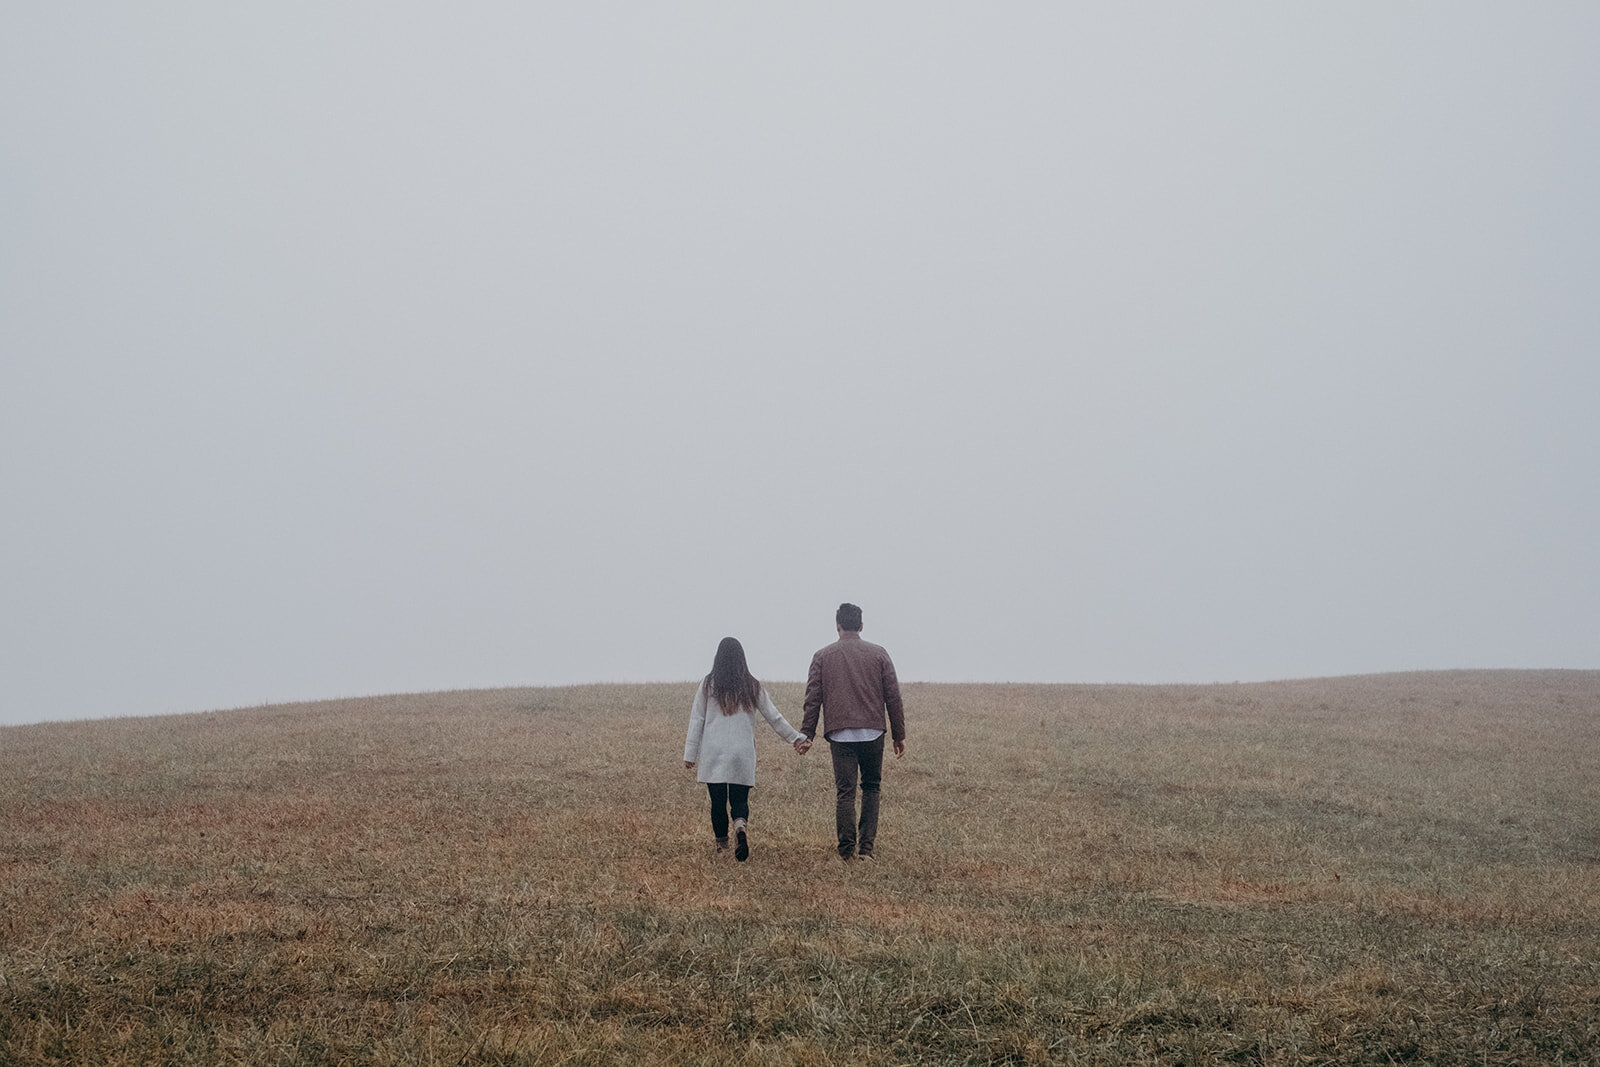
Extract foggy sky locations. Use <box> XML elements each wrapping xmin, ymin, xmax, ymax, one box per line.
<box><xmin>3</xmin><ymin>4</ymin><xmax>1598</xmax><ymax>726</ymax></box>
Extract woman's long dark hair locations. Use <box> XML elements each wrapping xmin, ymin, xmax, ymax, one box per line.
<box><xmin>706</xmin><ymin>636</ymin><xmax>762</xmax><ymax>716</ymax></box>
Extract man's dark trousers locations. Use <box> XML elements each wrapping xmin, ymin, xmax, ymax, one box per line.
<box><xmin>829</xmin><ymin>735</ymin><xmax>885</xmax><ymax>858</ymax></box>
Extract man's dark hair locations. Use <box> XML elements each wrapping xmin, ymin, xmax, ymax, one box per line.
<box><xmin>836</xmin><ymin>603</ymin><xmax>863</xmax><ymax>632</ymax></box>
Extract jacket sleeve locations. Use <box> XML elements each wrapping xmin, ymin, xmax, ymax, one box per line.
<box><xmin>800</xmin><ymin>653</ymin><xmax>824</xmax><ymax>739</ymax></box>
<box><xmin>756</xmin><ymin>686</ymin><xmax>802</xmax><ymax>744</ymax></box>
<box><xmin>684</xmin><ymin>680</ymin><xmax>708</xmax><ymax>763</ymax></box>
<box><xmin>881</xmin><ymin>651</ymin><xmax>906</xmax><ymax>743</ymax></box>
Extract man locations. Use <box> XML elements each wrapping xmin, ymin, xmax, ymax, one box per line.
<box><xmin>800</xmin><ymin>602</ymin><xmax>906</xmax><ymax>861</ymax></box>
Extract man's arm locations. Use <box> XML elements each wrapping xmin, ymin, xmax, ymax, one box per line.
<box><xmin>881</xmin><ymin>651</ymin><xmax>906</xmax><ymax>755</ymax></box>
<box><xmin>800</xmin><ymin>653</ymin><xmax>824</xmax><ymax>739</ymax></box>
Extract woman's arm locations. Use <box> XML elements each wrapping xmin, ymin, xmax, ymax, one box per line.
<box><xmin>756</xmin><ymin>686</ymin><xmax>802</xmax><ymax>744</ymax></box>
<box><xmin>683</xmin><ymin>680</ymin><xmax>708</xmax><ymax>766</ymax></box>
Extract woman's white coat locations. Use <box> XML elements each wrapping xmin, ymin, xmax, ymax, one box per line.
<box><xmin>683</xmin><ymin>680</ymin><xmax>802</xmax><ymax>786</ymax></box>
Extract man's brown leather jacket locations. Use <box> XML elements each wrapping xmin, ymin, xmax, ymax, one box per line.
<box><xmin>800</xmin><ymin>631</ymin><xmax>906</xmax><ymax>742</ymax></box>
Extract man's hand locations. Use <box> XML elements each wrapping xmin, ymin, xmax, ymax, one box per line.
<box><xmin>893</xmin><ymin>739</ymin><xmax>905</xmax><ymax>759</ymax></box>
<box><xmin>684</xmin><ymin>760</ymin><xmax>695</xmax><ymax>770</ymax></box>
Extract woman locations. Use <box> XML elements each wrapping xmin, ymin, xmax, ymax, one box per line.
<box><xmin>683</xmin><ymin>636</ymin><xmax>810</xmax><ymax>860</ymax></box>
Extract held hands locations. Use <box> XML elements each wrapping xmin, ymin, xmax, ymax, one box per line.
<box><xmin>793</xmin><ymin>737</ymin><xmax>812</xmax><ymax>755</ymax></box>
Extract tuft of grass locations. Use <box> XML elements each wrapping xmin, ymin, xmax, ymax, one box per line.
<box><xmin>3</xmin><ymin>672</ymin><xmax>1599</xmax><ymax>1064</ymax></box>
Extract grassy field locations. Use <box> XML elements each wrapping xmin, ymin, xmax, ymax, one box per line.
<box><xmin>2</xmin><ymin>671</ymin><xmax>1598</xmax><ymax>1065</ymax></box>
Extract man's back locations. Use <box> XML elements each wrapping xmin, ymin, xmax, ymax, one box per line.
<box><xmin>801</xmin><ymin>632</ymin><xmax>905</xmax><ymax>741</ymax></box>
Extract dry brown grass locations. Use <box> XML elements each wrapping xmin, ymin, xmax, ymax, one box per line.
<box><xmin>3</xmin><ymin>672</ymin><xmax>1598</xmax><ymax>1064</ymax></box>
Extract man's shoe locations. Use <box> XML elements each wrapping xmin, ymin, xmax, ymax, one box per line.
<box><xmin>734</xmin><ymin>820</ymin><xmax>749</xmax><ymax>862</ymax></box>
<box><xmin>857</xmin><ymin>852</ymin><xmax>874</xmax><ymax>861</ymax></box>
<box><xmin>716</xmin><ymin>837</ymin><xmax>730</xmax><ymax>853</ymax></box>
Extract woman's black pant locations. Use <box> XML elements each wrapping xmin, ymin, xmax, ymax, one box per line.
<box><xmin>706</xmin><ymin>783</ymin><xmax>750</xmax><ymax>840</ymax></box>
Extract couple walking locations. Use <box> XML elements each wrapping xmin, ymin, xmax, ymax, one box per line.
<box><xmin>683</xmin><ymin>603</ymin><xmax>906</xmax><ymax>862</ymax></box>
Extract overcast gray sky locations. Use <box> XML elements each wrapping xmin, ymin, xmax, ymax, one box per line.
<box><xmin>3</xmin><ymin>4</ymin><xmax>1597</xmax><ymax>726</ymax></box>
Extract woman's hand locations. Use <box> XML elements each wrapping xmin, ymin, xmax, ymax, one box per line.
<box><xmin>684</xmin><ymin>760</ymin><xmax>695</xmax><ymax>770</ymax></box>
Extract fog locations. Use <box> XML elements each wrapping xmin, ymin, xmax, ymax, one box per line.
<box><xmin>4</xmin><ymin>5</ymin><xmax>1597</xmax><ymax>726</ymax></box>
